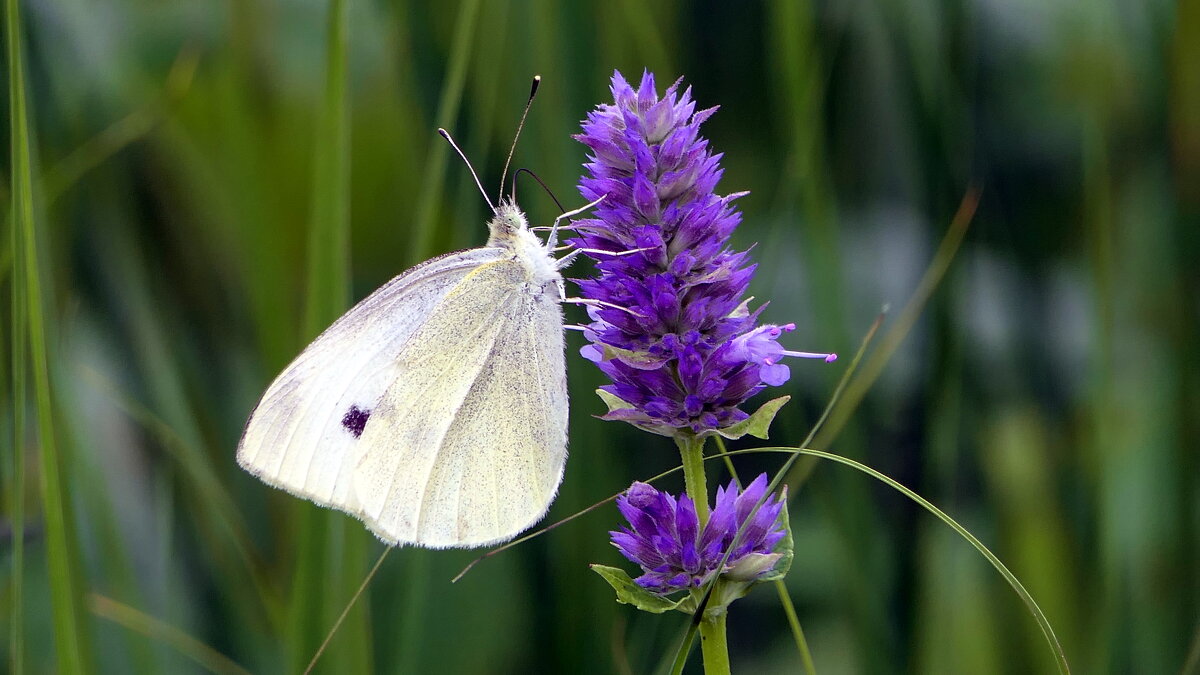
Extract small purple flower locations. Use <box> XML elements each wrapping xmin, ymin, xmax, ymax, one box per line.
<box><xmin>574</xmin><ymin>70</ymin><xmax>834</xmax><ymax>435</ymax></box>
<box><xmin>610</xmin><ymin>474</ymin><xmax>788</xmax><ymax>595</ymax></box>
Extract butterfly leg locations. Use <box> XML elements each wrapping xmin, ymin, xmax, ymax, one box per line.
<box><xmin>562</xmin><ymin>297</ymin><xmax>644</xmax><ymax>318</ymax></box>
<box><xmin>545</xmin><ymin>195</ymin><xmax>605</xmax><ymax>249</ymax></box>
<box><xmin>555</xmin><ymin>246</ymin><xmax>653</xmax><ymax>271</ymax></box>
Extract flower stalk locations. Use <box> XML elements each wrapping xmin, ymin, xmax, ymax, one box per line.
<box><xmin>698</xmin><ymin>612</ymin><xmax>731</xmax><ymax>675</ymax></box>
<box><xmin>676</xmin><ymin>433</ymin><xmax>710</xmax><ymax>525</ymax></box>
<box><xmin>579</xmin><ymin>70</ymin><xmax>816</xmax><ymax>674</ymax></box>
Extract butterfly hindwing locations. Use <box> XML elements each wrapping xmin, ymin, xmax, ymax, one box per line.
<box><xmin>353</xmin><ymin>260</ymin><xmax>568</xmax><ymax>547</ymax></box>
<box><xmin>438</xmin><ymin>280</ymin><xmax>568</xmax><ymax>546</ymax></box>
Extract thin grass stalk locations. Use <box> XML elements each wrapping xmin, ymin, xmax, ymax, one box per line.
<box><xmin>668</xmin><ymin>619</ymin><xmax>700</xmax><ymax>675</ymax></box>
<box><xmin>774</xmin><ymin>581</ymin><xmax>818</xmax><ymax>675</ymax></box>
<box><xmin>89</xmin><ymin>595</ymin><xmax>252</xmax><ymax>675</ymax></box>
<box><xmin>394</xmin><ymin>4</ymin><xmax>483</xmax><ymax>672</ymax></box>
<box><xmin>303</xmin><ymin>548</ymin><xmax>391</xmax><ymax>674</ymax></box>
<box><xmin>756</xmin><ymin>447</ymin><xmax>1071</xmax><ymax>675</ymax></box>
<box><xmin>8</xmin><ymin>147</ymin><xmax>27</xmax><ymax>675</ymax></box>
<box><xmin>409</xmin><ymin>0</ymin><xmax>483</xmax><ymax>263</ymax></box>
<box><xmin>7</xmin><ymin>0</ymin><xmax>90</xmax><ymax>670</ymax></box>
<box><xmin>39</xmin><ymin>47</ymin><xmax>199</xmax><ymax>209</ymax></box>
<box><xmin>802</xmin><ymin>190</ymin><xmax>979</xmax><ymax>477</ymax></box>
<box><xmin>646</xmin><ymin>443</ymin><xmax>1072</xmax><ymax>674</ymax></box>
<box><xmin>80</xmin><ymin>367</ymin><xmax>281</xmax><ymax>624</ymax></box>
<box><xmin>292</xmin><ymin>0</ymin><xmax>369</xmax><ymax>671</ymax></box>
<box><xmin>714</xmin><ymin>436</ymin><xmax>817</xmax><ymax>675</ymax></box>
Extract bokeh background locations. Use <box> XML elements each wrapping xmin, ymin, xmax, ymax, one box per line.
<box><xmin>3</xmin><ymin>0</ymin><xmax>1198</xmax><ymax>673</ymax></box>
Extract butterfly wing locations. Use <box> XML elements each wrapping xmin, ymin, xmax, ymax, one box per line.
<box><xmin>353</xmin><ymin>260</ymin><xmax>568</xmax><ymax>548</ymax></box>
<box><xmin>237</xmin><ymin>247</ymin><xmax>507</xmax><ymax>511</ymax></box>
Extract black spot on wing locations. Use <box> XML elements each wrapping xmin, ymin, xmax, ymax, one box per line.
<box><xmin>342</xmin><ymin>405</ymin><xmax>370</xmax><ymax>438</ymax></box>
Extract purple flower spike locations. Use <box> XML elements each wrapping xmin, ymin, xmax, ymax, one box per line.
<box><xmin>574</xmin><ymin>70</ymin><xmax>834</xmax><ymax>435</ymax></box>
<box><xmin>609</xmin><ymin>474</ymin><xmax>788</xmax><ymax>595</ymax></box>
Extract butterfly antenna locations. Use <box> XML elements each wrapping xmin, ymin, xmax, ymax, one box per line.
<box><xmin>512</xmin><ymin>167</ymin><xmax>566</xmax><ymax>214</ymax></box>
<box><xmin>438</xmin><ymin>128</ymin><xmax>496</xmax><ymax>212</ymax></box>
<box><xmin>498</xmin><ymin>74</ymin><xmax>541</xmax><ymax>204</ymax></box>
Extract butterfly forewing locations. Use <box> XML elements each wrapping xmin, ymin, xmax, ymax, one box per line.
<box><xmin>237</xmin><ymin>247</ymin><xmax>506</xmax><ymax>509</ymax></box>
<box><xmin>239</xmin><ymin>202</ymin><xmax>569</xmax><ymax>549</ymax></box>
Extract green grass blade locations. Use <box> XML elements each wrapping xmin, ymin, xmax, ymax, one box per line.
<box><xmin>79</xmin><ymin>367</ymin><xmax>280</xmax><ymax>623</ymax></box>
<box><xmin>7</xmin><ymin>0</ymin><xmax>91</xmax><ymax>671</ymax></box>
<box><xmin>667</xmin><ymin>619</ymin><xmax>699</xmax><ymax>675</ymax></box>
<box><xmin>390</xmin><ymin>3</ymin><xmax>483</xmax><ymax>671</ymax></box>
<box><xmin>1183</xmin><ymin>621</ymin><xmax>1200</xmax><ymax>675</ymax></box>
<box><xmin>88</xmin><ymin>595</ymin><xmax>253</xmax><ymax>675</ymax></box>
<box><xmin>782</xmin><ymin>189</ymin><xmax>979</xmax><ymax>495</ymax></box>
<box><xmin>812</xmin><ymin>190</ymin><xmax>978</xmax><ymax>448</ymax></box>
<box><xmin>39</xmin><ymin>47</ymin><xmax>199</xmax><ymax>209</ymax></box>
<box><xmin>713</xmin><ymin>436</ymin><xmax>817</xmax><ymax>675</ymax></box>
<box><xmin>774</xmin><ymin>581</ymin><xmax>818</xmax><ymax>675</ymax></box>
<box><xmin>409</xmin><ymin>0</ymin><xmax>483</xmax><ymax>263</ymax></box>
<box><xmin>766</xmin><ymin>447</ymin><xmax>1071</xmax><ymax>675</ymax></box>
<box><xmin>291</xmin><ymin>1</ymin><xmax>373</xmax><ymax>671</ymax></box>
<box><xmin>8</xmin><ymin>168</ymin><xmax>27</xmax><ymax>675</ymax></box>
<box><xmin>303</xmin><ymin>0</ymin><xmax>351</xmax><ymax>335</ymax></box>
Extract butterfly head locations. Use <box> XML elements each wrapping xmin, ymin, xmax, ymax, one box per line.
<box><xmin>486</xmin><ymin>199</ymin><xmax>530</xmax><ymax>247</ymax></box>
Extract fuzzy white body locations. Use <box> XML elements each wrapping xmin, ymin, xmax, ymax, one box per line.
<box><xmin>237</xmin><ymin>203</ymin><xmax>568</xmax><ymax>548</ymax></box>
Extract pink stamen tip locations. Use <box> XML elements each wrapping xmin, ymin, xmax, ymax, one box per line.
<box><xmin>782</xmin><ymin>349</ymin><xmax>836</xmax><ymax>361</ymax></box>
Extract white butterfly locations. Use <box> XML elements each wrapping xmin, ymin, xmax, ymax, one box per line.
<box><xmin>238</xmin><ymin>77</ymin><xmax>617</xmax><ymax>547</ymax></box>
<box><xmin>237</xmin><ymin>192</ymin><xmax>603</xmax><ymax>548</ymax></box>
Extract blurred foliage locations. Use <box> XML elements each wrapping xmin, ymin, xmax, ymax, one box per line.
<box><xmin>3</xmin><ymin>0</ymin><xmax>1198</xmax><ymax>673</ymax></box>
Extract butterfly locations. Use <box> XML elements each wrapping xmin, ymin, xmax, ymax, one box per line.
<box><xmin>238</xmin><ymin>77</ymin><xmax>608</xmax><ymax>548</ymax></box>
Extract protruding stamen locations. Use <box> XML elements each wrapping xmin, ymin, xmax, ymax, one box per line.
<box><xmin>781</xmin><ymin>350</ymin><xmax>838</xmax><ymax>363</ymax></box>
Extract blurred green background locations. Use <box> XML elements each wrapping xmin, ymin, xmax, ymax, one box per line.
<box><xmin>3</xmin><ymin>0</ymin><xmax>1198</xmax><ymax>673</ymax></box>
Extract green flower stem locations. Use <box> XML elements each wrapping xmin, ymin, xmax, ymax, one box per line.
<box><xmin>699</xmin><ymin>611</ymin><xmax>731</xmax><ymax>675</ymax></box>
<box><xmin>676</xmin><ymin>432</ymin><xmax>731</xmax><ymax>673</ymax></box>
<box><xmin>676</xmin><ymin>433</ymin><xmax>710</xmax><ymax>524</ymax></box>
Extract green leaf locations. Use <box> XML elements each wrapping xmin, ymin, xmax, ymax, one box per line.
<box><xmin>756</xmin><ymin>489</ymin><xmax>793</xmax><ymax>583</ymax></box>
<box><xmin>8</xmin><ymin>0</ymin><xmax>91</xmax><ymax>670</ymax></box>
<box><xmin>714</xmin><ymin>396</ymin><xmax>791</xmax><ymax>440</ymax></box>
<box><xmin>589</xmin><ymin>565</ymin><xmax>687</xmax><ymax>614</ymax></box>
<box><xmin>595</xmin><ymin>389</ymin><xmax>635</xmax><ymax>414</ymax></box>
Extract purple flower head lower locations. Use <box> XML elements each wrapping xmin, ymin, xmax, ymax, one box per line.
<box><xmin>574</xmin><ymin>70</ymin><xmax>834</xmax><ymax>435</ymax></box>
<box><xmin>610</xmin><ymin>474</ymin><xmax>788</xmax><ymax>595</ymax></box>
